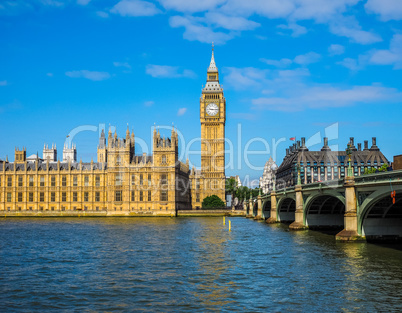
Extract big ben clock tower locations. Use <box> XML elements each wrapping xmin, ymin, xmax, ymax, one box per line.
<box><xmin>199</xmin><ymin>45</ymin><xmax>226</xmax><ymax>203</ymax></box>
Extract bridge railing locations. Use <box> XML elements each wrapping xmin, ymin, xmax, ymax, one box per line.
<box><xmin>355</xmin><ymin>169</ymin><xmax>402</xmax><ymax>185</ymax></box>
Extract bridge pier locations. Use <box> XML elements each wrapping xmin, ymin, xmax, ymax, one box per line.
<box><xmin>254</xmin><ymin>194</ymin><xmax>263</xmax><ymax>220</ymax></box>
<box><xmin>266</xmin><ymin>192</ymin><xmax>278</xmax><ymax>224</ymax></box>
<box><xmin>246</xmin><ymin>198</ymin><xmax>253</xmax><ymax>218</ymax></box>
<box><xmin>336</xmin><ymin>177</ymin><xmax>365</xmax><ymax>242</ymax></box>
<box><xmin>289</xmin><ymin>185</ymin><xmax>308</xmax><ymax>230</ymax></box>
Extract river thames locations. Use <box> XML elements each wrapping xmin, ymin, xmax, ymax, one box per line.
<box><xmin>1</xmin><ymin>217</ymin><xmax>401</xmax><ymax>312</ymax></box>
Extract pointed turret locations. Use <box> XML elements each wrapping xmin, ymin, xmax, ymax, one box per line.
<box><xmin>126</xmin><ymin>124</ymin><xmax>130</xmax><ymax>141</ymax></box>
<box><xmin>207</xmin><ymin>42</ymin><xmax>218</xmax><ymax>73</ymax></box>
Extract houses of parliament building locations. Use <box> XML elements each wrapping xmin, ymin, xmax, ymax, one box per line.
<box><xmin>0</xmin><ymin>49</ymin><xmax>226</xmax><ymax>216</ymax></box>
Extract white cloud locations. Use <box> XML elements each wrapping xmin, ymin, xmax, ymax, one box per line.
<box><xmin>337</xmin><ymin>58</ymin><xmax>362</xmax><ymax>71</ymax></box>
<box><xmin>146</xmin><ymin>65</ymin><xmax>196</xmax><ymax>78</ymax></box>
<box><xmin>252</xmin><ymin>85</ymin><xmax>402</xmax><ymax>111</ymax></box>
<box><xmin>277</xmin><ymin>23</ymin><xmax>307</xmax><ymax>37</ymax></box>
<box><xmin>204</xmin><ymin>12</ymin><xmax>260</xmax><ymax>31</ymax></box>
<box><xmin>222</xmin><ymin>66</ymin><xmax>309</xmax><ymax>90</ymax></box>
<box><xmin>369</xmin><ymin>34</ymin><xmax>402</xmax><ymax>69</ymax></box>
<box><xmin>328</xmin><ymin>44</ymin><xmax>345</xmax><ymax>56</ymax></box>
<box><xmin>294</xmin><ymin>52</ymin><xmax>321</xmax><ymax>65</ymax></box>
<box><xmin>145</xmin><ymin>100</ymin><xmax>154</xmax><ymax>106</ymax></box>
<box><xmin>365</xmin><ymin>0</ymin><xmax>402</xmax><ymax>21</ymax></box>
<box><xmin>260</xmin><ymin>58</ymin><xmax>292</xmax><ymax>68</ymax></box>
<box><xmin>77</xmin><ymin>0</ymin><xmax>91</xmax><ymax>5</ymax></box>
<box><xmin>329</xmin><ymin>16</ymin><xmax>382</xmax><ymax>44</ymax></box>
<box><xmin>169</xmin><ymin>15</ymin><xmax>234</xmax><ymax>44</ymax></box>
<box><xmin>177</xmin><ymin>108</ymin><xmax>187</xmax><ymax>116</ymax></box>
<box><xmin>159</xmin><ymin>0</ymin><xmax>225</xmax><ymax>13</ymax></box>
<box><xmin>111</xmin><ymin>0</ymin><xmax>161</xmax><ymax>17</ymax></box>
<box><xmin>113</xmin><ymin>61</ymin><xmax>131</xmax><ymax>69</ymax></box>
<box><xmin>65</xmin><ymin>70</ymin><xmax>110</xmax><ymax>81</ymax></box>
<box><xmin>260</xmin><ymin>52</ymin><xmax>320</xmax><ymax>68</ymax></box>
<box><xmin>46</xmin><ymin>73</ymin><xmax>53</xmax><ymax>77</ymax></box>
<box><xmin>96</xmin><ymin>11</ymin><xmax>109</xmax><ymax>18</ymax></box>
<box><xmin>0</xmin><ymin>80</ymin><xmax>8</xmax><ymax>86</ymax></box>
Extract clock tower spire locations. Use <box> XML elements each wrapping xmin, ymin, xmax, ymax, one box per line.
<box><xmin>197</xmin><ymin>44</ymin><xmax>226</xmax><ymax>205</ymax></box>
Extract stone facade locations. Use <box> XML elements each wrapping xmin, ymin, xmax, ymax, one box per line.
<box><xmin>0</xmin><ymin>127</ymin><xmax>191</xmax><ymax>216</ymax></box>
<box><xmin>259</xmin><ymin>157</ymin><xmax>276</xmax><ymax>194</ymax></box>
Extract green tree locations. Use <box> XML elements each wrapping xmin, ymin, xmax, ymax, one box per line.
<box><xmin>202</xmin><ymin>195</ymin><xmax>226</xmax><ymax>208</ymax></box>
<box><xmin>225</xmin><ymin>177</ymin><xmax>237</xmax><ymax>206</ymax></box>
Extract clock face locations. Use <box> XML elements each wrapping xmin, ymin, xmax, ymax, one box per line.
<box><xmin>206</xmin><ymin>103</ymin><xmax>219</xmax><ymax>116</ymax></box>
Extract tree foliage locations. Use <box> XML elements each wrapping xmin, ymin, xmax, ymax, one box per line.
<box><xmin>202</xmin><ymin>195</ymin><xmax>226</xmax><ymax>208</ymax></box>
<box><xmin>363</xmin><ymin>163</ymin><xmax>389</xmax><ymax>175</ymax></box>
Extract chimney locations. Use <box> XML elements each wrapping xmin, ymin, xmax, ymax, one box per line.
<box><xmin>349</xmin><ymin>137</ymin><xmax>357</xmax><ymax>151</ymax></box>
<box><xmin>300</xmin><ymin>137</ymin><xmax>309</xmax><ymax>151</ymax></box>
<box><xmin>358</xmin><ymin>143</ymin><xmax>362</xmax><ymax>151</ymax></box>
<box><xmin>321</xmin><ymin>137</ymin><xmax>331</xmax><ymax>151</ymax></box>
<box><xmin>370</xmin><ymin>137</ymin><xmax>379</xmax><ymax>151</ymax></box>
<box><xmin>296</xmin><ymin>140</ymin><xmax>301</xmax><ymax>150</ymax></box>
<box><xmin>364</xmin><ymin>140</ymin><xmax>369</xmax><ymax>151</ymax></box>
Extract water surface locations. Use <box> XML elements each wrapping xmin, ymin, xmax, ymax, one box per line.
<box><xmin>1</xmin><ymin>217</ymin><xmax>402</xmax><ymax>312</ymax></box>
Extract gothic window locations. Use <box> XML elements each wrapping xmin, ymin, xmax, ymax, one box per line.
<box><xmin>148</xmin><ymin>174</ymin><xmax>151</xmax><ymax>185</ymax></box>
<box><xmin>73</xmin><ymin>175</ymin><xmax>78</xmax><ymax>187</ymax></box>
<box><xmin>95</xmin><ymin>192</ymin><xmax>100</xmax><ymax>202</ymax></box>
<box><xmin>62</xmin><ymin>176</ymin><xmax>67</xmax><ymax>187</ymax></box>
<box><xmin>84</xmin><ymin>176</ymin><xmax>89</xmax><ymax>186</ymax></box>
<box><xmin>40</xmin><ymin>176</ymin><xmax>45</xmax><ymax>187</ymax></box>
<box><xmin>73</xmin><ymin>192</ymin><xmax>78</xmax><ymax>202</ymax></box>
<box><xmin>95</xmin><ymin>175</ymin><xmax>100</xmax><ymax>187</ymax></box>
<box><xmin>160</xmin><ymin>190</ymin><xmax>168</xmax><ymax>202</ymax></box>
<box><xmin>131</xmin><ymin>174</ymin><xmax>135</xmax><ymax>186</ymax></box>
<box><xmin>84</xmin><ymin>192</ymin><xmax>89</xmax><ymax>202</ymax></box>
<box><xmin>148</xmin><ymin>190</ymin><xmax>151</xmax><ymax>201</ymax></box>
<box><xmin>62</xmin><ymin>192</ymin><xmax>67</xmax><ymax>202</ymax></box>
<box><xmin>115</xmin><ymin>174</ymin><xmax>122</xmax><ymax>186</ymax></box>
<box><xmin>17</xmin><ymin>192</ymin><xmax>23</xmax><ymax>202</ymax></box>
<box><xmin>7</xmin><ymin>192</ymin><xmax>12</xmax><ymax>202</ymax></box>
<box><xmin>116</xmin><ymin>156</ymin><xmax>121</xmax><ymax>165</ymax></box>
<box><xmin>161</xmin><ymin>174</ymin><xmax>167</xmax><ymax>186</ymax></box>
<box><xmin>51</xmin><ymin>176</ymin><xmax>56</xmax><ymax>187</ymax></box>
<box><xmin>29</xmin><ymin>193</ymin><xmax>33</xmax><ymax>202</ymax></box>
<box><xmin>40</xmin><ymin>192</ymin><xmax>44</xmax><ymax>202</ymax></box>
<box><xmin>51</xmin><ymin>192</ymin><xmax>55</xmax><ymax>202</ymax></box>
<box><xmin>18</xmin><ymin>176</ymin><xmax>23</xmax><ymax>187</ymax></box>
<box><xmin>7</xmin><ymin>177</ymin><xmax>12</xmax><ymax>187</ymax></box>
<box><xmin>131</xmin><ymin>191</ymin><xmax>135</xmax><ymax>201</ymax></box>
<box><xmin>140</xmin><ymin>174</ymin><xmax>143</xmax><ymax>185</ymax></box>
<box><xmin>162</xmin><ymin>155</ymin><xmax>166</xmax><ymax>164</ymax></box>
<box><xmin>140</xmin><ymin>191</ymin><xmax>143</xmax><ymax>201</ymax></box>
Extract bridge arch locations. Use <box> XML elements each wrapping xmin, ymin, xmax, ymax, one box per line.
<box><xmin>262</xmin><ymin>199</ymin><xmax>271</xmax><ymax>219</ymax></box>
<box><xmin>277</xmin><ymin>196</ymin><xmax>296</xmax><ymax>223</ymax></box>
<box><xmin>359</xmin><ymin>185</ymin><xmax>402</xmax><ymax>240</ymax></box>
<box><xmin>304</xmin><ymin>191</ymin><xmax>345</xmax><ymax>229</ymax></box>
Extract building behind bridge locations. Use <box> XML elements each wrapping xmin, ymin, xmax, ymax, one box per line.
<box><xmin>275</xmin><ymin>137</ymin><xmax>389</xmax><ymax>189</ymax></box>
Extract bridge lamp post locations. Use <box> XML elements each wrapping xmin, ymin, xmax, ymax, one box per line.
<box><xmin>346</xmin><ymin>144</ymin><xmax>353</xmax><ymax>177</ymax></box>
<box><xmin>296</xmin><ymin>163</ymin><xmax>302</xmax><ymax>185</ymax></box>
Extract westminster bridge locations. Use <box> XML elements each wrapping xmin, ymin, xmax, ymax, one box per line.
<box><xmin>244</xmin><ymin>170</ymin><xmax>402</xmax><ymax>241</ymax></box>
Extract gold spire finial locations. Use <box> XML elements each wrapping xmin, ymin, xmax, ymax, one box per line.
<box><xmin>212</xmin><ymin>42</ymin><xmax>214</xmax><ymax>52</ymax></box>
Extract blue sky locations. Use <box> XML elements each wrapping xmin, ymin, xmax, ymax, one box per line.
<box><xmin>1</xmin><ymin>0</ymin><xmax>401</xmax><ymax>184</ymax></box>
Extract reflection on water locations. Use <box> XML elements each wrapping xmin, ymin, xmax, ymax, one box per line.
<box><xmin>0</xmin><ymin>218</ymin><xmax>402</xmax><ymax>312</ymax></box>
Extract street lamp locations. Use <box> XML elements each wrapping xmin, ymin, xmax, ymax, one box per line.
<box><xmin>346</xmin><ymin>143</ymin><xmax>353</xmax><ymax>177</ymax></box>
<box><xmin>296</xmin><ymin>163</ymin><xmax>302</xmax><ymax>185</ymax></box>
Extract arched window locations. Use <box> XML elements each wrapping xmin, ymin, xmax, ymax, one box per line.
<box><xmin>162</xmin><ymin>155</ymin><xmax>167</xmax><ymax>164</ymax></box>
